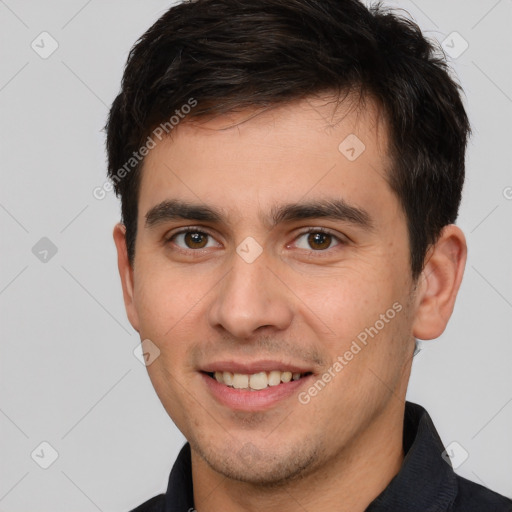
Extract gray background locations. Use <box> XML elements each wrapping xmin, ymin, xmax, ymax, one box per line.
<box><xmin>1</xmin><ymin>0</ymin><xmax>511</xmax><ymax>510</ymax></box>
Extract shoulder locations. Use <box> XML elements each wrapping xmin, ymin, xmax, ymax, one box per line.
<box><xmin>452</xmin><ymin>475</ymin><xmax>512</xmax><ymax>512</ymax></box>
<box><xmin>129</xmin><ymin>494</ymin><xmax>166</xmax><ymax>512</ymax></box>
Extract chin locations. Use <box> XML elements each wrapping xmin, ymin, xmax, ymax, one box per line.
<box><xmin>191</xmin><ymin>436</ymin><xmax>321</xmax><ymax>487</ymax></box>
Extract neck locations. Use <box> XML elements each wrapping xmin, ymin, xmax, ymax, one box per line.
<box><xmin>192</xmin><ymin>400</ymin><xmax>406</xmax><ymax>512</ymax></box>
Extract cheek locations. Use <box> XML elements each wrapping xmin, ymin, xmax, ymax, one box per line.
<box><xmin>294</xmin><ymin>267</ymin><xmax>397</xmax><ymax>339</ymax></box>
<box><xmin>132</xmin><ymin>263</ymin><xmax>199</xmax><ymax>340</ymax></box>
<box><xmin>131</xmin><ymin>264</ymin><xmax>222</xmax><ymax>384</ymax></box>
<box><xmin>134</xmin><ymin>280</ymin><xmax>171</xmax><ymax>337</ymax></box>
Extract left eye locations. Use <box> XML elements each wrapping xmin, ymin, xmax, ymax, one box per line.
<box><xmin>294</xmin><ymin>231</ymin><xmax>341</xmax><ymax>251</ymax></box>
<box><xmin>171</xmin><ymin>230</ymin><xmax>219</xmax><ymax>250</ymax></box>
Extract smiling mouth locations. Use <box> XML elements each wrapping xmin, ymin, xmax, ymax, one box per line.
<box><xmin>203</xmin><ymin>370</ymin><xmax>313</xmax><ymax>391</ymax></box>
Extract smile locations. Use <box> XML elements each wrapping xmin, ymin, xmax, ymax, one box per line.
<box><xmin>205</xmin><ymin>370</ymin><xmax>313</xmax><ymax>391</ymax></box>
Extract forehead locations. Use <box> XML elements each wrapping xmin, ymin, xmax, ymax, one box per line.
<box><xmin>137</xmin><ymin>94</ymin><xmax>396</xmax><ymax>224</ymax></box>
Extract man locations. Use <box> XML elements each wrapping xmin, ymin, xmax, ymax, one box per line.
<box><xmin>105</xmin><ymin>0</ymin><xmax>512</xmax><ymax>510</ymax></box>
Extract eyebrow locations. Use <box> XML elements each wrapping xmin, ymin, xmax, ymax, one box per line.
<box><xmin>268</xmin><ymin>199</ymin><xmax>374</xmax><ymax>231</ymax></box>
<box><xmin>145</xmin><ymin>200</ymin><xmax>222</xmax><ymax>227</ymax></box>
<box><xmin>145</xmin><ymin>198</ymin><xmax>374</xmax><ymax>231</ymax></box>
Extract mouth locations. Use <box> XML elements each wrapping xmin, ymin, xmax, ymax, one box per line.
<box><xmin>200</xmin><ymin>364</ymin><xmax>316</xmax><ymax>411</ymax></box>
<box><xmin>203</xmin><ymin>370</ymin><xmax>314</xmax><ymax>391</ymax></box>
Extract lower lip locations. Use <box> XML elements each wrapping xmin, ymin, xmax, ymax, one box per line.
<box><xmin>201</xmin><ymin>372</ymin><xmax>313</xmax><ymax>411</ymax></box>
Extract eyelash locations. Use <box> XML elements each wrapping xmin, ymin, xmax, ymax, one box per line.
<box><xmin>165</xmin><ymin>226</ymin><xmax>347</xmax><ymax>254</ymax></box>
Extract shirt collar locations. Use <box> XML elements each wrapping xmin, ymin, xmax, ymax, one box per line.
<box><xmin>164</xmin><ymin>441</ymin><xmax>194</xmax><ymax>512</ymax></box>
<box><xmin>365</xmin><ymin>401</ymin><xmax>458</xmax><ymax>511</ymax></box>
<box><xmin>164</xmin><ymin>401</ymin><xmax>458</xmax><ymax>511</ymax></box>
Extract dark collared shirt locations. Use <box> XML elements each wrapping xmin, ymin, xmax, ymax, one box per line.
<box><xmin>131</xmin><ymin>402</ymin><xmax>512</xmax><ymax>511</ymax></box>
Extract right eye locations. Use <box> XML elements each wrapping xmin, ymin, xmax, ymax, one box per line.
<box><xmin>167</xmin><ymin>229</ymin><xmax>221</xmax><ymax>250</ymax></box>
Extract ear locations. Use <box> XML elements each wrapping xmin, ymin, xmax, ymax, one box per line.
<box><xmin>113</xmin><ymin>223</ymin><xmax>140</xmax><ymax>333</ymax></box>
<box><xmin>412</xmin><ymin>224</ymin><xmax>467</xmax><ymax>340</ymax></box>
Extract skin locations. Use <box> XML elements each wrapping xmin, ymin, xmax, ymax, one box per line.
<box><xmin>113</xmin><ymin>94</ymin><xmax>467</xmax><ymax>512</ymax></box>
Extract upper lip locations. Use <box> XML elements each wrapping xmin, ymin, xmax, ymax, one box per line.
<box><xmin>201</xmin><ymin>360</ymin><xmax>314</xmax><ymax>375</ymax></box>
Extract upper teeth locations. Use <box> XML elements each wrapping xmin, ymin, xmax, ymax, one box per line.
<box><xmin>213</xmin><ymin>370</ymin><xmax>303</xmax><ymax>390</ymax></box>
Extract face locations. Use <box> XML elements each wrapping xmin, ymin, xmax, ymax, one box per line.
<box><xmin>118</xmin><ymin>95</ymin><xmax>420</xmax><ymax>485</ymax></box>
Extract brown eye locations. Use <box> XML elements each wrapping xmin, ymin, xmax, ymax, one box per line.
<box><xmin>184</xmin><ymin>232</ymin><xmax>208</xmax><ymax>249</ymax></box>
<box><xmin>307</xmin><ymin>232</ymin><xmax>332</xmax><ymax>250</ymax></box>
<box><xmin>171</xmin><ymin>230</ymin><xmax>218</xmax><ymax>250</ymax></box>
<box><xmin>293</xmin><ymin>230</ymin><xmax>342</xmax><ymax>252</ymax></box>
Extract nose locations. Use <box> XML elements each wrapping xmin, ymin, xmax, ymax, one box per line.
<box><xmin>207</xmin><ymin>251</ymin><xmax>294</xmax><ymax>340</ymax></box>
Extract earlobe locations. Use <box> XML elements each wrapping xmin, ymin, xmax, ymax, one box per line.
<box><xmin>412</xmin><ymin>225</ymin><xmax>467</xmax><ymax>340</ymax></box>
<box><xmin>113</xmin><ymin>223</ymin><xmax>140</xmax><ymax>333</ymax></box>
